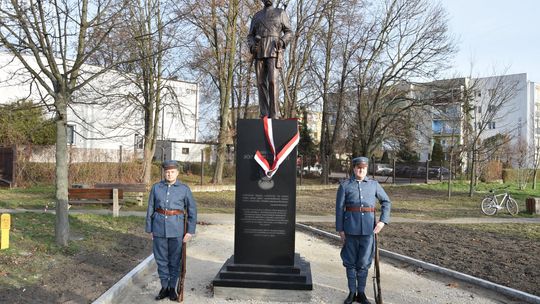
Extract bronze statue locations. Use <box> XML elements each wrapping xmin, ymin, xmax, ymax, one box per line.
<box><xmin>248</xmin><ymin>0</ymin><xmax>292</xmax><ymax>119</ymax></box>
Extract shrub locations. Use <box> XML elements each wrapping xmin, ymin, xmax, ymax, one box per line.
<box><xmin>480</xmin><ymin>160</ymin><xmax>502</xmax><ymax>182</ymax></box>
<box><xmin>16</xmin><ymin>161</ymin><xmax>163</xmax><ymax>187</ymax></box>
<box><xmin>183</xmin><ymin>162</ymin><xmax>235</xmax><ymax>178</ymax></box>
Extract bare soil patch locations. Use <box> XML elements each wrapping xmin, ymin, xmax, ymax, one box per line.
<box><xmin>0</xmin><ymin>213</ymin><xmax>152</xmax><ymax>303</ymax></box>
<box><xmin>304</xmin><ymin>222</ymin><xmax>540</xmax><ymax>297</ymax></box>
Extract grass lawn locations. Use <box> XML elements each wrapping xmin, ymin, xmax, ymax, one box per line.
<box><xmin>0</xmin><ymin>213</ymin><xmax>150</xmax><ymax>297</ymax></box>
<box><xmin>1</xmin><ymin>180</ymin><xmax>538</xmax><ymax>219</ymax></box>
<box><xmin>0</xmin><ymin>185</ymin><xmax>55</xmax><ymax>209</ymax></box>
<box><xmin>178</xmin><ymin>174</ymin><xmax>235</xmax><ymax>185</ymax></box>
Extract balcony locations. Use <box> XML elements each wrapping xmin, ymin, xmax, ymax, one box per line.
<box><xmin>432</xmin><ymin>120</ymin><xmax>460</xmax><ymax>135</ymax></box>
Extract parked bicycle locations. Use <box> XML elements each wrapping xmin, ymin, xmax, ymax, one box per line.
<box><xmin>480</xmin><ymin>187</ymin><xmax>519</xmax><ymax>216</ymax></box>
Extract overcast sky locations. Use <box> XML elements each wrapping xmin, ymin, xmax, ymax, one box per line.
<box><xmin>440</xmin><ymin>0</ymin><xmax>540</xmax><ymax>81</ymax></box>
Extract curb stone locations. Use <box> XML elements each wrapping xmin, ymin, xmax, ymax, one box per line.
<box><xmin>92</xmin><ymin>254</ymin><xmax>155</xmax><ymax>304</ymax></box>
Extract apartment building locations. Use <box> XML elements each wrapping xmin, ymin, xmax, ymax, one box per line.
<box><xmin>418</xmin><ymin>73</ymin><xmax>539</xmax><ymax>168</ymax></box>
<box><xmin>0</xmin><ymin>52</ymin><xmax>209</xmax><ymax>163</ymax></box>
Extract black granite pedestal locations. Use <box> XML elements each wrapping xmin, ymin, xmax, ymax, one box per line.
<box><xmin>213</xmin><ymin>119</ymin><xmax>312</xmax><ymax>297</ymax></box>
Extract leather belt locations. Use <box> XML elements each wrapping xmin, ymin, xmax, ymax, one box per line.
<box><xmin>345</xmin><ymin>206</ymin><xmax>375</xmax><ymax>212</ymax></box>
<box><xmin>156</xmin><ymin>208</ymin><xmax>183</xmax><ymax>216</ymax></box>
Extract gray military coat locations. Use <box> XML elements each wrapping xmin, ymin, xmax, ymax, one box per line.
<box><xmin>145</xmin><ymin>180</ymin><xmax>197</xmax><ymax>238</ymax></box>
<box><xmin>335</xmin><ymin>176</ymin><xmax>391</xmax><ymax>235</ymax></box>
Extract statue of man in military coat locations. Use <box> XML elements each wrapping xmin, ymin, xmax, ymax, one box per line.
<box><xmin>248</xmin><ymin>0</ymin><xmax>292</xmax><ymax>119</ymax></box>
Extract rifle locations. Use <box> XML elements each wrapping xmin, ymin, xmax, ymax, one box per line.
<box><xmin>372</xmin><ymin>232</ymin><xmax>383</xmax><ymax>304</ymax></box>
<box><xmin>177</xmin><ymin>210</ymin><xmax>188</xmax><ymax>303</ymax></box>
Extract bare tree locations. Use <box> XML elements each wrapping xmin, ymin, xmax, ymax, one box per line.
<box><xmin>228</xmin><ymin>1</ymin><xmax>259</xmax><ymax>147</ymax></box>
<box><xmin>181</xmin><ymin>0</ymin><xmax>240</xmax><ymax>184</ymax></box>
<box><xmin>476</xmin><ymin>133</ymin><xmax>510</xmax><ymax>181</ymax></box>
<box><xmin>463</xmin><ymin>73</ymin><xmax>521</xmax><ymax>196</ymax></box>
<box><xmin>0</xmin><ymin>0</ymin><xmax>127</xmax><ymax>246</ymax></box>
<box><xmin>349</xmin><ymin>0</ymin><xmax>456</xmax><ymax>157</ymax></box>
<box><xmin>83</xmin><ymin>0</ymin><xmax>193</xmax><ymax>187</ymax></box>
<box><xmin>513</xmin><ymin>138</ymin><xmax>529</xmax><ymax>190</ymax></box>
<box><xmin>533</xmin><ymin>111</ymin><xmax>540</xmax><ymax>190</ymax></box>
<box><xmin>122</xmin><ymin>0</ymin><xmax>185</xmax><ymax>187</ymax></box>
<box><xmin>177</xmin><ymin>0</ymin><xmax>332</xmax><ymax>183</ymax></box>
<box><xmin>426</xmin><ymin>78</ymin><xmax>472</xmax><ymax>198</ymax></box>
<box><xmin>313</xmin><ymin>0</ymin><xmax>364</xmax><ymax>182</ymax></box>
<box><xmin>281</xmin><ymin>0</ymin><xmax>328</xmax><ymax>118</ymax></box>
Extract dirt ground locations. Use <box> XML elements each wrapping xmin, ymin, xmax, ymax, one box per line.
<box><xmin>305</xmin><ymin>222</ymin><xmax>540</xmax><ymax>297</ymax></box>
<box><xmin>0</xmin><ymin>227</ymin><xmax>153</xmax><ymax>304</ymax></box>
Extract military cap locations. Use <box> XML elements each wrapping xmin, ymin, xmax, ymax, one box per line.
<box><xmin>162</xmin><ymin>160</ymin><xmax>179</xmax><ymax>170</ymax></box>
<box><xmin>352</xmin><ymin>157</ymin><xmax>369</xmax><ymax>168</ymax></box>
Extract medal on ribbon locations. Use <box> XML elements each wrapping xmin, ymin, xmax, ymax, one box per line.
<box><xmin>254</xmin><ymin>116</ymin><xmax>300</xmax><ymax>179</ymax></box>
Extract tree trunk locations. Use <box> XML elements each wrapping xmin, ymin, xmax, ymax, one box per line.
<box><xmin>212</xmin><ymin>92</ymin><xmax>229</xmax><ymax>184</ymax></box>
<box><xmin>54</xmin><ymin>95</ymin><xmax>69</xmax><ymax>246</ymax></box>
<box><xmin>447</xmin><ymin>149</ymin><xmax>453</xmax><ymax>199</ymax></box>
<box><xmin>142</xmin><ymin>89</ymin><xmax>160</xmax><ymax>187</ymax></box>
<box><xmin>213</xmin><ymin>139</ymin><xmax>226</xmax><ymax>184</ymax></box>
<box><xmin>142</xmin><ymin>144</ymin><xmax>155</xmax><ymax>187</ymax></box>
<box><xmin>468</xmin><ymin>145</ymin><xmax>476</xmax><ymax>197</ymax></box>
<box><xmin>210</xmin><ymin>0</ymin><xmax>238</xmax><ymax>184</ymax></box>
<box><xmin>212</xmin><ymin>85</ymin><xmax>231</xmax><ymax>184</ymax></box>
<box><xmin>318</xmin><ymin>41</ymin><xmax>332</xmax><ymax>181</ymax></box>
<box><xmin>142</xmin><ymin>98</ymin><xmax>160</xmax><ymax>187</ymax></box>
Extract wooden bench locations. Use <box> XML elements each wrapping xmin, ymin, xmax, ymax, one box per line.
<box><xmin>0</xmin><ymin>178</ymin><xmax>11</xmax><ymax>189</ymax></box>
<box><xmin>68</xmin><ymin>188</ymin><xmax>124</xmax><ymax>217</ymax></box>
<box><xmin>94</xmin><ymin>183</ymin><xmax>146</xmax><ymax>206</ymax></box>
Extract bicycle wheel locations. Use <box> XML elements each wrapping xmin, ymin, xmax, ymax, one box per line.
<box><xmin>506</xmin><ymin>197</ymin><xmax>519</xmax><ymax>216</ymax></box>
<box><xmin>481</xmin><ymin>197</ymin><xmax>497</xmax><ymax>215</ymax></box>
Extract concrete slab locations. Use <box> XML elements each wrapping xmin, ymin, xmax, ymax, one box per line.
<box><xmin>109</xmin><ymin>220</ymin><xmax>523</xmax><ymax>304</ymax></box>
<box><xmin>213</xmin><ymin>286</ymin><xmax>312</xmax><ymax>302</ymax></box>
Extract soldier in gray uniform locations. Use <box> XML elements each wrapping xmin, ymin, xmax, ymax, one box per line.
<box><xmin>336</xmin><ymin>157</ymin><xmax>391</xmax><ymax>304</ymax></box>
<box><xmin>247</xmin><ymin>0</ymin><xmax>292</xmax><ymax>119</ymax></box>
<box><xmin>146</xmin><ymin>160</ymin><xmax>197</xmax><ymax>301</ymax></box>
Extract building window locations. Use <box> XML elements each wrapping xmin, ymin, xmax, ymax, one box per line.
<box><xmin>488</xmin><ymin>121</ymin><xmax>496</xmax><ymax>129</ymax></box>
<box><xmin>134</xmin><ymin>134</ymin><xmax>144</xmax><ymax>150</ymax></box>
<box><xmin>182</xmin><ymin>148</ymin><xmax>189</xmax><ymax>155</ymax></box>
<box><xmin>67</xmin><ymin>125</ymin><xmax>75</xmax><ymax>145</ymax></box>
<box><xmin>476</xmin><ymin>106</ymin><xmax>482</xmax><ymax>113</ymax></box>
<box><xmin>432</xmin><ymin>120</ymin><xmax>442</xmax><ymax>134</ymax></box>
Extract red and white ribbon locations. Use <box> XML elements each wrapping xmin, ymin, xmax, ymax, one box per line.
<box><xmin>254</xmin><ymin>116</ymin><xmax>300</xmax><ymax>178</ymax></box>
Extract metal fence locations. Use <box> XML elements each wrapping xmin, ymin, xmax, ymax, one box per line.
<box><xmin>296</xmin><ymin>154</ymin><xmax>451</xmax><ymax>185</ymax></box>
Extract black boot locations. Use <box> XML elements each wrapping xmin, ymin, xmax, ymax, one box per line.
<box><xmin>155</xmin><ymin>287</ymin><xmax>169</xmax><ymax>300</ymax></box>
<box><xmin>343</xmin><ymin>292</ymin><xmax>355</xmax><ymax>304</ymax></box>
<box><xmin>169</xmin><ymin>288</ymin><xmax>178</xmax><ymax>301</ymax></box>
<box><xmin>355</xmin><ymin>292</ymin><xmax>372</xmax><ymax>304</ymax></box>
